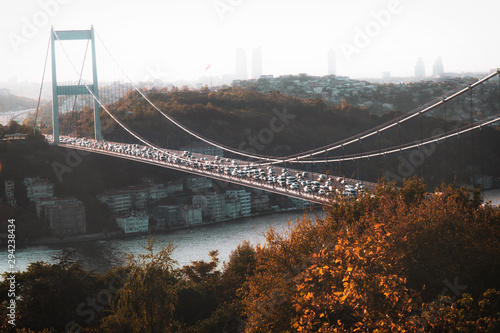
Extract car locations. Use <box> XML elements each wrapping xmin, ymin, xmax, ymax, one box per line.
<box><xmin>342</xmin><ymin>189</ymin><xmax>357</xmax><ymax>197</ymax></box>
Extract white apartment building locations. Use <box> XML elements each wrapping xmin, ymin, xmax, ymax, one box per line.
<box><xmin>97</xmin><ymin>191</ymin><xmax>132</xmax><ymax>214</ymax></box>
<box><xmin>116</xmin><ymin>213</ymin><xmax>149</xmax><ymax>233</ymax></box>
<box><xmin>24</xmin><ymin>178</ymin><xmax>55</xmax><ymax>203</ymax></box>
<box><xmin>193</xmin><ymin>193</ymin><xmax>223</xmax><ymax>221</ymax></box>
<box><xmin>185</xmin><ymin>177</ymin><xmax>213</xmax><ymax>192</ymax></box>
<box><xmin>223</xmin><ymin>197</ymin><xmax>239</xmax><ymax>220</ymax></box>
<box><xmin>44</xmin><ymin>200</ymin><xmax>86</xmax><ymax>236</ymax></box>
<box><xmin>165</xmin><ymin>181</ymin><xmax>184</xmax><ymax>196</ymax></box>
<box><xmin>148</xmin><ymin>183</ymin><xmax>169</xmax><ymax>201</ymax></box>
<box><xmin>36</xmin><ymin>197</ymin><xmax>80</xmax><ymax>218</ymax></box>
<box><xmin>178</xmin><ymin>204</ymin><xmax>203</xmax><ymax>225</ymax></box>
<box><xmin>252</xmin><ymin>194</ymin><xmax>270</xmax><ymax>212</ymax></box>
<box><xmin>4</xmin><ymin>180</ymin><xmax>16</xmax><ymax>206</ymax></box>
<box><xmin>226</xmin><ymin>189</ymin><xmax>251</xmax><ymax>216</ymax></box>
<box><xmin>181</xmin><ymin>143</ymin><xmax>223</xmax><ymax>157</ymax></box>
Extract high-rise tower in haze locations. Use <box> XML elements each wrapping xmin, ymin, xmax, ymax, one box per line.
<box><xmin>415</xmin><ymin>57</ymin><xmax>425</xmax><ymax>78</ymax></box>
<box><xmin>235</xmin><ymin>49</ymin><xmax>247</xmax><ymax>80</ymax></box>
<box><xmin>251</xmin><ymin>47</ymin><xmax>262</xmax><ymax>79</ymax></box>
<box><xmin>433</xmin><ymin>56</ymin><xmax>444</xmax><ymax>77</ymax></box>
<box><xmin>327</xmin><ymin>49</ymin><xmax>337</xmax><ymax>75</ymax></box>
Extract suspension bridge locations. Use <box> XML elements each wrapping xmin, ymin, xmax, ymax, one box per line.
<box><xmin>36</xmin><ymin>26</ymin><xmax>500</xmax><ymax>205</ymax></box>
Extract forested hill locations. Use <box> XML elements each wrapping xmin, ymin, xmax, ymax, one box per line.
<box><xmin>0</xmin><ymin>94</ymin><xmax>37</xmax><ymax>113</ymax></box>
<box><xmin>39</xmin><ymin>86</ymin><xmax>499</xmax><ymax>186</ymax></box>
<box><xmin>56</xmin><ymin>87</ymin><xmax>419</xmax><ymax>155</ymax></box>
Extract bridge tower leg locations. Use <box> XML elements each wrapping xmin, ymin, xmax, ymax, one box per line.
<box><xmin>51</xmin><ymin>25</ymin><xmax>101</xmax><ymax>144</ymax></box>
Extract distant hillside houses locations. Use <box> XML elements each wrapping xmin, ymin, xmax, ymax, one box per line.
<box><xmin>232</xmin><ymin>74</ymin><xmax>496</xmax><ymax>118</ymax></box>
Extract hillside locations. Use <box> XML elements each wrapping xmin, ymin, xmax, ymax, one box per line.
<box><xmin>0</xmin><ymin>94</ymin><xmax>37</xmax><ymax>113</ymax></box>
<box><xmin>27</xmin><ymin>86</ymin><xmax>500</xmax><ymax>187</ymax></box>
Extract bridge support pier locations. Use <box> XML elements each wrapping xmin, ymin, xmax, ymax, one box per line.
<box><xmin>51</xmin><ymin>25</ymin><xmax>101</xmax><ymax>143</ymax></box>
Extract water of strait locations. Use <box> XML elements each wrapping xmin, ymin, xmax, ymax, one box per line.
<box><xmin>2</xmin><ymin>210</ymin><xmax>325</xmax><ymax>275</ymax></box>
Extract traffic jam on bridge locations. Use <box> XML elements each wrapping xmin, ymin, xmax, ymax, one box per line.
<box><xmin>45</xmin><ymin>135</ymin><xmax>372</xmax><ymax>203</ymax></box>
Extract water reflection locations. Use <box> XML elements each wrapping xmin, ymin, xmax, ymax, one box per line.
<box><xmin>2</xmin><ymin>210</ymin><xmax>324</xmax><ymax>275</ymax></box>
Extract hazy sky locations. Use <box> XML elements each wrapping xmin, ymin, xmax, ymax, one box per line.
<box><xmin>1</xmin><ymin>0</ymin><xmax>499</xmax><ymax>84</ymax></box>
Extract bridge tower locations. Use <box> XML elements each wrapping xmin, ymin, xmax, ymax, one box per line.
<box><xmin>51</xmin><ymin>25</ymin><xmax>101</xmax><ymax>143</ymax></box>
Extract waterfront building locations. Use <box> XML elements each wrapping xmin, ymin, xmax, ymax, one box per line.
<box><xmin>178</xmin><ymin>204</ymin><xmax>203</xmax><ymax>225</ymax></box>
<box><xmin>252</xmin><ymin>194</ymin><xmax>270</xmax><ymax>212</ymax></box>
<box><xmin>152</xmin><ymin>205</ymin><xmax>179</xmax><ymax>229</ymax></box>
<box><xmin>116</xmin><ymin>213</ymin><xmax>149</xmax><ymax>233</ymax></box>
<box><xmin>193</xmin><ymin>193</ymin><xmax>223</xmax><ymax>221</ymax></box>
<box><xmin>4</xmin><ymin>180</ymin><xmax>16</xmax><ymax>207</ymax></box>
<box><xmin>185</xmin><ymin>177</ymin><xmax>213</xmax><ymax>193</ymax></box>
<box><xmin>44</xmin><ymin>200</ymin><xmax>86</xmax><ymax>236</ymax></box>
<box><xmin>227</xmin><ymin>189</ymin><xmax>251</xmax><ymax>216</ymax></box>
<box><xmin>24</xmin><ymin>177</ymin><xmax>54</xmax><ymax>203</ymax></box>
<box><xmin>97</xmin><ymin>190</ymin><xmax>132</xmax><ymax>214</ymax></box>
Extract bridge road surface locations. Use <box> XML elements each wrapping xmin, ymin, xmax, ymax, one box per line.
<box><xmin>46</xmin><ymin>135</ymin><xmax>377</xmax><ymax>205</ymax></box>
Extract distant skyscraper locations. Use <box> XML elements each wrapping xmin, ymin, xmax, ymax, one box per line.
<box><xmin>433</xmin><ymin>56</ymin><xmax>444</xmax><ymax>77</ymax></box>
<box><xmin>235</xmin><ymin>49</ymin><xmax>247</xmax><ymax>80</ymax></box>
<box><xmin>251</xmin><ymin>47</ymin><xmax>262</xmax><ymax>79</ymax></box>
<box><xmin>415</xmin><ymin>57</ymin><xmax>425</xmax><ymax>78</ymax></box>
<box><xmin>327</xmin><ymin>49</ymin><xmax>337</xmax><ymax>75</ymax></box>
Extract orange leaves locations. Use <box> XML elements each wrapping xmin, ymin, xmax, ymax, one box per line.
<box><xmin>285</xmin><ymin>230</ymin><xmax>417</xmax><ymax>332</ymax></box>
<box><xmin>241</xmin><ymin>179</ymin><xmax>500</xmax><ymax>332</ymax></box>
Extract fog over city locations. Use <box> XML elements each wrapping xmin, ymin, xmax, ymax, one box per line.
<box><xmin>1</xmin><ymin>0</ymin><xmax>499</xmax><ymax>84</ymax></box>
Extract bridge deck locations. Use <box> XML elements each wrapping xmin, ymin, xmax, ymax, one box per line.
<box><xmin>48</xmin><ymin>136</ymin><xmax>377</xmax><ymax>205</ymax></box>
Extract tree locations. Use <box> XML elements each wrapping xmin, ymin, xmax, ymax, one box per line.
<box><xmin>291</xmin><ymin>231</ymin><xmax>417</xmax><ymax>332</ymax></box>
<box><xmin>411</xmin><ymin>289</ymin><xmax>500</xmax><ymax>331</ymax></box>
<box><xmin>240</xmin><ymin>217</ymin><xmax>419</xmax><ymax>332</ymax></box>
<box><xmin>240</xmin><ymin>179</ymin><xmax>500</xmax><ymax>331</ymax></box>
<box><xmin>100</xmin><ymin>237</ymin><xmax>180</xmax><ymax>332</ymax></box>
<box><xmin>0</xmin><ymin>250</ymin><xmax>99</xmax><ymax>332</ymax></box>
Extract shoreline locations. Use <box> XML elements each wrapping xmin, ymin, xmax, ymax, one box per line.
<box><xmin>18</xmin><ymin>187</ymin><xmax>500</xmax><ymax>247</ymax></box>
<box><xmin>483</xmin><ymin>188</ymin><xmax>500</xmax><ymax>207</ymax></box>
<box><xmin>29</xmin><ymin>206</ymin><xmax>319</xmax><ymax>247</ymax></box>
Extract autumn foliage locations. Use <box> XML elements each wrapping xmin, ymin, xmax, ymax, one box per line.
<box><xmin>1</xmin><ymin>178</ymin><xmax>500</xmax><ymax>332</ymax></box>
